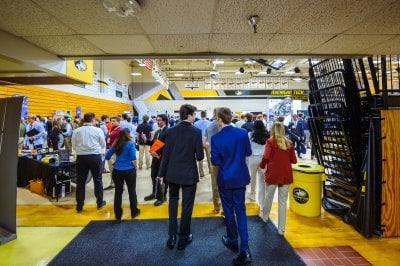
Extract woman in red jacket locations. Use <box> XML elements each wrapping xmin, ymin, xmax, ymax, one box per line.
<box><xmin>259</xmin><ymin>122</ymin><xmax>297</xmax><ymax>235</ymax></box>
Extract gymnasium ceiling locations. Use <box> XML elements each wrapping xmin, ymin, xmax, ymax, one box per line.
<box><xmin>0</xmin><ymin>0</ymin><xmax>399</xmax><ymax>84</ymax></box>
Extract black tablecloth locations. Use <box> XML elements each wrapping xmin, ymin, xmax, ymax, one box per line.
<box><xmin>17</xmin><ymin>156</ymin><xmax>76</xmax><ymax>196</ymax></box>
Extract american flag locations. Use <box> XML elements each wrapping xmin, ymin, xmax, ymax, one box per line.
<box><xmin>143</xmin><ymin>59</ymin><xmax>152</xmax><ymax>70</ymax></box>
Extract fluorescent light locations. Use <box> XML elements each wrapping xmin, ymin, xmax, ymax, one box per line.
<box><xmin>210</xmin><ymin>71</ymin><xmax>219</xmax><ymax>75</ymax></box>
<box><xmin>139</xmin><ymin>63</ymin><xmax>146</xmax><ymax>66</ymax></box>
<box><xmin>174</xmin><ymin>73</ymin><xmax>184</xmax><ymax>77</ymax></box>
<box><xmin>258</xmin><ymin>71</ymin><xmax>267</xmax><ymax>75</ymax></box>
<box><xmin>235</xmin><ymin>71</ymin><xmax>244</xmax><ymax>75</ymax></box>
<box><xmin>131</xmin><ymin>72</ymin><xmax>142</xmax><ymax>76</ymax></box>
<box><xmin>292</xmin><ymin>77</ymin><xmax>303</xmax><ymax>82</ymax></box>
<box><xmin>311</xmin><ymin>60</ymin><xmax>320</xmax><ymax>64</ymax></box>
<box><xmin>285</xmin><ymin>71</ymin><xmax>295</xmax><ymax>74</ymax></box>
<box><xmin>245</xmin><ymin>60</ymin><xmax>256</xmax><ymax>64</ymax></box>
<box><xmin>212</xmin><ymin>60</ymin><xmax>224</xmax><ymax>64</ymax></box>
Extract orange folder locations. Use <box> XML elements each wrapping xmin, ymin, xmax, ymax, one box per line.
<box><xmin>149</xmin><ymin>139</ymin><xmax>165</xmax><ymax>159</ymax></box>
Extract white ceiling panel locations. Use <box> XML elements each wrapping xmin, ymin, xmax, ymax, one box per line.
<box><xmin>213</xmin><ymin>0</ymin><xmax>306</xmax><ymax>34</ymax></box>
<box><xmin>312</xmin><ymin>34</ymin><xmax>395</xmax><ymax>54</ymax></box>
<box><xmin>280</xmin><ymin>0</ymin><xmax>393</xmax><ymax>34</ymax></box>
<box><xmin>137</xmin><ymin>0</ymin><xmax>215</xmax><ymax>34</ymax></box>
<box><xmin>264</xmin><ymin>34</ymin><xmax>334</xmax><ymax>54</ymax></box>
<box><xmin>361</xmin><ymin>36</ymin><xmax>400</xmax><ymax>54</ymax></box>
<box><xmin>23</xmin><ymin>36</ymin><xmax>105</xmax><ymax>56</ymax></box>
<box><xmin>0</xmin><ymin>0</ymin><xmax>74</xmax><ymax>36</ymax></box>
<box><xmin>345</xmin><ymin>1</ymin><xmax>400</xmax><ymax>35</ymax></box>
<box><xmin>33</xmin><ymin>0</ymin><xmax>144</xmax><ymax>35</ymax></box>
<box><xmin>83</xmin><ymin>35</ymin><xmax>154</xmax><ymax>54</ymax></box>
<box><xmin>209</xmin><ymin>34</ymin><xmax>274</xmax><ymax>54</ymax></box>
<box><xmin>149</xmin><ymin>35</ymin><xmax>209</xmax><ymax>54</ymax></box>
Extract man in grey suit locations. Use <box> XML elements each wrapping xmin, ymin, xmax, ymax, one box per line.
<box><xmin>158</xmin><ymin>104</ymin><xmax>204</xmax><ymax>250</ymax></box>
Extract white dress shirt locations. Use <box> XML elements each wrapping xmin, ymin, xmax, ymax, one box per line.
<box><xmin>71</xmin><ymin>123</ymin><xmax>106</xmax><ymax>155</ymax></box>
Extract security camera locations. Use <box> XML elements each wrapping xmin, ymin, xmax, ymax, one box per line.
<box><xmin>239</xmin><ymin>67</ymin><xmax>245</xmax><ymax>73</ymax></box>
<box><xmin>248</xmin><ymin>15</ymin><xmax>259</xmax><ymax>33</ymax></box>
<box><xmin>294</xmin><ymin>67</ymin><xmax>301</xmax><ymax>73</ymax></box>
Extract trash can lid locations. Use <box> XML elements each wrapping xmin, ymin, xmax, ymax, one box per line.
<box><xmin>292</xmin><ymin>163</ymin><xmax>324</xmax><ymax>173</ymax></box>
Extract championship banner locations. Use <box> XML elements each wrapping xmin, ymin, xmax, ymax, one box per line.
<box><xmin>66</xmin><ymin>59</ymin><xmax>94</xmax><ymax>84</ymax></box>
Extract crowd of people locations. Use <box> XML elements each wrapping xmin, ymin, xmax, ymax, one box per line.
<box><xmin>21</xmin><ymin>107</ymin><xmax>312</xmax><ymax>265</ymax></box>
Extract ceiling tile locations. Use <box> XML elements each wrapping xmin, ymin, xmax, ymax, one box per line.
<box><xmin>83</xmin><ymin>35</ymin><xmax>154</xmax><ymax>54</ymax></box>
<box><xmin>32</xmin><ymin>0</ymin><xmax>144</xmax><ymax>34</ymax></box>
<box><xmin>137</xmin><ymin>0</ymin><xmax>215</xmax><ymax>34</ymax></box>
<box><xmin>209</xmin><ymin>34</ymin><xmax>274</xmax><ymax>54</ymax></box>
<box><xmin>23</xmin><ymin>35</ymin><xmax>104</xmax><ymax>56</ymax></box>
<box><xmin>213</xmin><ymin>0</ymin><xmax>306</xmax><ymax>34</ymax></box>
<box><xmin>264</xmin><ymin>34</ymin><xmax>334</xmax><ymax>54</ymax></box>
<box><xmin>149</xmin><ymin>35</ymin><xmax>209</xmax><ymax>54</ymax></box>
<box><xmin>280</xmin><ymin>0</ymin><xmax>393</xmax><ymax>34</ymax></box>
<box><xmin>361</xmin><ymin>36</ymin><xmax>400</xmax><ymax>54</ymax></box>
<box><xmin>345</xmin><ymin>1</ymin><xmax>400</xmax><ymax>34</ymax></box>
<box><xmin>0</xmin><ymin>0</ymin><xmax>74</xmax><ymax>36</ymax></box>
<box><xmin>311</xmin><ymin>34</ymin><xmax>395</xmax><ymax>55</ymax></box>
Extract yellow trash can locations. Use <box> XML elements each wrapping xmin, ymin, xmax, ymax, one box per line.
<box><xmin>289</xmin><ymin>163</ymin><xmax>325</xmax><ymax>217</ymax></box>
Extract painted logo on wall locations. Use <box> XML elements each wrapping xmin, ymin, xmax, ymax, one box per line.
<box><xmin>74</xmin><ymin>60</ymin><xmax>87</xmax><ymax>72</ymax></box>
<box><xmin>293</xmin><ymin>187</ymin><xmax>309</xmax><ymax>204</ymax></box>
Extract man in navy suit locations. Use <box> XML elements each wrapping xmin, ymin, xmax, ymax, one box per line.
<box><xmin>211</xmin><ymin>107</ymin><xmax>253</xmax><ymax>265</ymax></box>
<box><xmin>288</xmin><ymin>114</ymin><xmax>305</xmax><ymax>158</ymax></box>
<box><xmin>158</xmin><ymin>104</ymin><xmax>204</xmax><ymax>250</ymax></box>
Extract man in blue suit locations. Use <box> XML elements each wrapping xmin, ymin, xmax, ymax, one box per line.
<box><xmin>211</xmin><ymin>107</ymin><xmax>252</xmax><ymax>265</ymax></box>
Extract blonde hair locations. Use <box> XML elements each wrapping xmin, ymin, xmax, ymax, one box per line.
<box><xmin>271</xmin><ymin>122</ymin><xmax>291</xmax><ymax>150</ymax></box>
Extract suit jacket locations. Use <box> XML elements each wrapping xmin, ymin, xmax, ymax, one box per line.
<box><xmin>151</xmin><ymin>126</ymin><xmax>169</xmax><ymax>166</ymax></box>
<box><xmin>288</xmin><ymin>120</ymin><xmax>304</xmax><ymax>140</ymax></box>
<box><xmin>158</xmin><ymin>121</ymin><xmax>204</xmax><ymax>185</ymax></box>
<box><xmin>211</xmin><ymin>125</ymin><xmax>252</xmax><ymax>189</ymax></box>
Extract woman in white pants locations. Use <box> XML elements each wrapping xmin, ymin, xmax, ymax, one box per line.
<box><xmin>259</xmin><ymin>122</ymin><xmax>297</xmax><ymax>235</ymax></box>
<box><xmin>247</xmin><ymin>120</ymin><xmax>269</xmax><ymax>206</ymax></box>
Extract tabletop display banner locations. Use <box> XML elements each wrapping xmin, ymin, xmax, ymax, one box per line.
<box><xmin>0</xmin><ymin>97</ymin><xmax>23</xmax><ymax>244</ymax></box>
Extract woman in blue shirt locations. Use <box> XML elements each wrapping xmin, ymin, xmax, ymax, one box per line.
<box><xmin>105</xmin><ymin>128</ymin><xmax>140</xmax><ymax>220</ymax></box>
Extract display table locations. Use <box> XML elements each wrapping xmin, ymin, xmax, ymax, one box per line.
<box><xmin>17</xmin><ymin>156</ymin><xmax>76</xmax><ymax>198</ymax></box>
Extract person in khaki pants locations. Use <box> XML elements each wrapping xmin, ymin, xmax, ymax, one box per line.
<box><xmin>136</xmin><ymin>114</ymin><xmax>153</xmax><ymax>169</ymax></box>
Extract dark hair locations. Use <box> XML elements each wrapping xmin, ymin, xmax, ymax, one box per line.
<box><xmin>179</xmin><ymin>104</ymin><xmax>197</xmax><ymax>120</ymax></box>
<box><xmin>216</xmin><ymin>107</ymin><xmax>232</xmax><ymax>124</ymax></box>
<box><xmin>251</xmin><ymin>120</ymin><xmax>270</xmax><ymax>145</ymax></box>
<box><xmin>83</xmin><ymin>113</ymin><xmax>95</xmax><ymax>123</ymax></box>
<box><xmin>157</xmin><ymin>114</ymin><xmax>168</xmax><ymax>123</ymax></box>
<box><xmin>101</xmin><ymin>115</ymin><xmax>108</xmax><ymax>121</ymax></box>
<box><xmin>113</xmin><ymin>128</ymin><xmax>131</xmax><ymax>155</ymax></box>
<box><xmin>245</xmin><ymin>113</ymin><xmax>253</xmax><ymax>122</ymax></box>
<box><xmin>200</xmin><ymin>111</ymin><xmax>207</xmax><ymax>118</ymax></box>
<box><xmin>122</xmin><ymin>113</ymin><xmax>128</xmax><ymax>120</ymax></box>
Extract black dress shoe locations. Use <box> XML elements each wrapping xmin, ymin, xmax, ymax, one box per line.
<box><xmin>166</xmin><ymin>235</ymin><xmax>177</xmax><ymax>249</ymax></box>
<box><xmin>177</xmin><ymin>234</ymin><xmax>193</xmax><ymax>250</ymax></box>
<box><xmin>131</xmin><ymin>209</ymin><xmax>141</xmax><ymax>219</ymax></box>
<box><xmin>233</xmin><ymin>250</ymin><xmax>252</xmax><ymax>265</ymax></box>
<box><xmin>76</xmin><ymin>207</ymin><xmax>82</xmax><ymax>213</ymax></box>
<box><xmin>222</xmin><ymin>235</ymin><xmax>239</xmax><ymax>253</ymax></box>
<box><xmin>97</xmin><ymin>200</ymin><xmax>106</xmax><ymax>210</ymax></box>
<box><xmin>154</xmin><ymin>199</ymin><xmax>164</xmax><ymax>206</ymax></box>
<box><xmin>144</xmin><ymin>194</ymin><xmax>155</xmax><ymax>201</ymax></box>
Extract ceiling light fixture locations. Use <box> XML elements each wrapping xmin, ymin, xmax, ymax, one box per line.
<box><xmin>103</xmin><ymin>0</ymin><xmax>141</xmax><ymax>17</ymax></box>
<box><xmin>174</xmin><ymin>73</ymin><xmax>184</xmax><ymax>77</ymax></box>
<box><xmin>131</xmin><ymin>72</ymin><xmax>142</xmax><ymax>76</ymax></box>
<box><xmin>258</xmin><ymin>71</ymin><xmax>267</xmax><ymax>75</ymax></box>
<box><xmin>292</xmin><ymin>77</ymin><xmax>303</xmax><ymax>82</ymax></box>
<box><xmin>235</xmin><ymin>71</ymin><xmax>244</xmax><ymax>75</ymax></box>
<box><xmin>210</xmin><ymin>71</ymin><xmax>219</xmax><ymax>75</ymax></box>
<box><xmin>212</xmin><ymin>60</ymin><xmax>224</xmax><ymax>64</ymax></box>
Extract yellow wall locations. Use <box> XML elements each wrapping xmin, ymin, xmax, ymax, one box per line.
<box><xmin>0</xmin><ymin>85</ymin><xmax>132</xmax><ymax>117</ymax></box>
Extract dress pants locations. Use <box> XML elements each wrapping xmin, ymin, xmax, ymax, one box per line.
<box><xmin>106</xmin><ymin>153</ymin><xmax>116</xmax><ymax>186</ymax></box>
<box><xmin>262</xmin><ymin>184</ymin><xmax>290</xmax><ymax>232</ymax></box>
<box><xmin>247</xmin><ymin>154</ymin><xmax>265</xmax><ymax>205</ymax></box>
<box><xmin>197</xmin><ymin>147</ymin><xmax>212</xmax><ymax>176</ymax></box>
<box><xmin>168</xmin><ymin>182</ymin><xmax>197</xmax><ymax>238</ymax></box>
<box><xmin>112</xmin><ymin>168</ymin><xmax>139</xmax><ymax>219</ymax></box>
<box><xmin>210</xmin><ymin>165</ymin><xmax>221</xmax><ymax>211</ymax></box>
<box><xmin>76</xmin><ymin>154</ymin><xmax>103</xmax><ymax>208</ymax></box>
<box><xmin>219</xmin><ymin>187</ymin><xmax>249</xmax><ymax>253</ymax></box>
<box><xmin>138</xmin><ymin>144</ymin><xmax>151</xmax><ymax>169</ymax></box>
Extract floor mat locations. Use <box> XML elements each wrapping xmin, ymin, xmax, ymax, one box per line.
<box><xmin>49</xmin><ymin>216</ymin><xmax>305</xmax><ymax>266</ymax></box>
